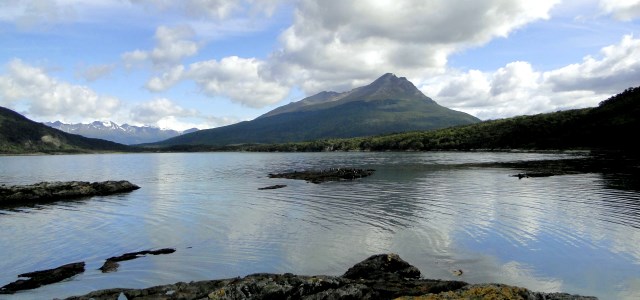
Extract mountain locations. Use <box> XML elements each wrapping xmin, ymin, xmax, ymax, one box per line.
<box><xmin>243</xmin><ymin>86</ymin><xmax>640</xmax><ymax>152</ymax></box>
<box><xmin>148</xmin><ymin>73</ymin><xmax>480</xmax><ymax>147</ymax></box>
<box><xmin>0</xmin><ymin>106</ymin><xmax>131</xmax><ymax>154</ymax></box>
<box><xmin>44</xmin><ymin>121</ymin><xmax>198</xmax><ymax>145</ymax></box>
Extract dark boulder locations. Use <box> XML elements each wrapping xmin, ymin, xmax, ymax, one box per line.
<box><xmin>342</xmin><ymin>253</ymin><xmax>421</xmax><ymax>280</ymax></box>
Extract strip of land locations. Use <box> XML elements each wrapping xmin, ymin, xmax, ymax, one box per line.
<box><xmin>0</xmin><ymin>180</ymin><xmax>140</xmax><ymax>207</ymax></box>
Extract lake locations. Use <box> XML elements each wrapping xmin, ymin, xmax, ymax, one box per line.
<box><xmin>0</xmin><ymin>152</ymin><xmax>639</xmax><ymax>299</ymax></box>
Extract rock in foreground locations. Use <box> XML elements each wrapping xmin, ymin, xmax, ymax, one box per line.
<box><xmin>65</xmin><ymin>254</ymin><xmax>596</xmax><ymax>300</ymax></box>
<box><xmin>269</xmin><ymin>168</ymin><xmax>375</xmax><ymax>183</ymax></box>
<box><xmin>0</xmin><ymin>262</ymin><xmax>85</xmax><ymax>294</ymax></box>
<box><xmin>0</xmin><ymin>180</ymin><xmax>140</xmax><ymax>207</ymax></box>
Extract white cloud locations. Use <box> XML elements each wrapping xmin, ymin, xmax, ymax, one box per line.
<box><xmin>130</xmin><ymin>98</ymin><xmax>237</xmax><ymax>130</ymax></box>
<box><xmin>264</xmin><ymin>0</ymin><xmax>560</xmax><ymax>94</ymax></box>
<box><xmin>187</xmin><ymin>56</ymin><xmax>291</xmax><ymax>108</ymax></box>
<box><xmin>0</xmin><ymin>0</ymin><xmax>77</xmax><ymax>29</ymax></box>
<box><xmin>121</xmin><ymin>25</ymin><xmax>200</xmax><ymax>70</ymax></box>
<box><xmin>150</xmin><ymin>25</ymin><xmax>200</xmax><ymax>67</ymax></box>
<box><xmin>421</xmin><ymin>34</ymin><xmax>640</xmax><ymax>120</ymax></box>
<box><xmin>423</xmin><ymin>62</ymin><xmax>551</xmax><ymax>120</ymax></box>
<box><xmin>128</xmin><ymin>0</ymin><xmax>284</xmax><ymax>19</ymax></box>
<box><xmin>544</xmin><ymin>34</ymin><xmax>640</xmax><ymax>94</ymax></box>
<box><xmin>77</xmin><ymin>63</ymin><xmax>116</xmax><ymax>82</ymax></box>
<box><xmin>121</xmin><ymin>50</ymin><xmax>149</xmax><ymax>70</ymax></box>
<box><xmin>491</xmin><ymin>61</ymin><xmax>541</xmax><ymax>96</ymax></box>
<box><xmin>599</xmin><ymin>0</ymin><xmax>640</xmax><ymax>21</ymax></box>
<box><xmin>423</xmin><ymin>59</ymin><xmax>617</xmax><ymax>120</ymax></box>
<box><xmin>0</xmin><ymin>59</ymin><xmax>121</xmax><ymax>121</ymax></box>
<box><xmin>145</xmin><ymin>65</ymin><xmax>185</xmax><ymax>92</ymax></box>
<box><xmin>130</xmin><ymin>98</ymin><xmax>197</xmax><ymax>124</ymax></box>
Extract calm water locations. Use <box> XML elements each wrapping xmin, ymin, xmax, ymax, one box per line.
<box><xmin>0</xmin><ymin>152</ymin><xmax>639</xmax><ymax>299</ymax></box>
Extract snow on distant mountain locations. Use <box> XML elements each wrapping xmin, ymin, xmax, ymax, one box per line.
<box><xmin>44</xmin><ymin>121</ymin><xmax>198</xmax><ymax>145</ymax></box>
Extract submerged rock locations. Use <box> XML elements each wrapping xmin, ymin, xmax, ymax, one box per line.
<box><xmin>99</xmin><ymin>248</ymin><xmax>176</xmax><ymax>273</ymax></box>
<box><xmin>64</xmin><ymin>254</ymin><xmax>597</xmax><ymax>300</ymax></box>
<box><xmin>0</xmin><ymin>180</ymin><xmax>140</xmax><ymax>207</ymax></box>
<box><xmin>0</xmin><ymin>262</ymin><xmax>85</xmax><ymax>294</ymax></box>
<box><xmin>269</xmin><ymin>168</ymin><xmax>375</xmax><ymax>183</ymax></box>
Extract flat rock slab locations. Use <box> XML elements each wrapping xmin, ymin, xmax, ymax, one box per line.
<box><xmin>0</xmin><ymin>180</ymin><xmax>140</xmax><ymax>207</ymax></box>
<box><xmin>0</xmin><ymin>262</ymin><xmax>85</xmax><ymax>294</ymax></box>
<box><xmin>269</xmin><ymin>168</ymin><xmax>375</xmax><ymax>183</ymax></box>
<box><xmin>65</xmin><ymin>254</ymin><xmax>596</xmax><ymax>300</ymax></box>
<box><xmin>99</xmin><ymin>248</ymin><xmax>176</xmax><ymax>273</ymax></box>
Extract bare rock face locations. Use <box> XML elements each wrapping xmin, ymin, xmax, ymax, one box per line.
<box><xmin>0</xmin><ymin>180</ymin><xmax>140</xmax><ymax>207</ymax></box>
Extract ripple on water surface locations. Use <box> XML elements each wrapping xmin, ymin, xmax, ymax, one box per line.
<box><xmin>0</xmin><ymin>152</ymin><xmax>639</xmax><ymax>300</ymax></box>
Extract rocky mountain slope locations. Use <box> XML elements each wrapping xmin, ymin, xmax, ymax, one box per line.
<box><xmin>148</xmin><ymin>73</ymin><xmax>479</xmax><ymax>147</ymax></box>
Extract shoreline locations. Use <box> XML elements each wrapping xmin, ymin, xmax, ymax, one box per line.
<box><xmin>60</xmin><ymin>254</ymin><xmax>596</xmax><ymax>300</ymax></box>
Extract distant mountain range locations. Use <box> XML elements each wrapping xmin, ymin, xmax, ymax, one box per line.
<box><xmin>44</xmin><ymin>121</ymin><xmax>198</xmax><ymax>145</ymax></box>
<box><xmin>148</xmin><ymin>73</ymin><xmax>480</xmax><ymax>147</ymax></box>
<box><xmin>1</xmin><ymin>84</ymin><xmax>638</xmax><ymax>154</ymax></box>
<box><xmin>0</xmin><ymin>107</ymin><xmax>130</xmax><ymax>154</ymax></box>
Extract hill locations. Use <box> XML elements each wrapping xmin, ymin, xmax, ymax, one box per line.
<box><xmin>147</xmin><ymin>73</ymin><xmax>480</xmax><ymax>147</ymax></box>
<box><xmin>232</xmin><ymin>86</ymin><xmax>640</xmax><ymax>152</ymax></box>
<box><xmin>44</xmin><ymin>121</ymin><xmax>198</xmax><ymax>145</ymax></box>
<box><xmin>0</xmin><ymin>107</ymin><xmax>132</xmax><ymax>154</ymax></box>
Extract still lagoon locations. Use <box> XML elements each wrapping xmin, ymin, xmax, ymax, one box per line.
<box><xmin>0</xmin><ymin>152</ymin><xmax>639</xmax><ymax>299</ymax></box>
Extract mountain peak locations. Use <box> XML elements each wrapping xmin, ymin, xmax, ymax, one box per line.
<box><xmin>342</xmin><ymin>73</ymin><xmax>432</xmax><ymax>103</ymax></box>
<box><xmin>373</xmin><ymin>72</ymin><xmax>400</xmax><ymax>82</ymax></box>
<box><xmin>259</xmin><ymin>73</ymin><xmax>435</xmax><ymax>119</ymax></box>
<box><xmin>367</xmin><ymin>73</ymin><xmax>411</xmax><ymax>89</ymax></box>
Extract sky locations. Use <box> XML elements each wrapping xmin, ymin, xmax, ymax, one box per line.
<box><xmin>0</xmin><ymin>0</ymin><xmax>639</xmax><ymax>131</ymax></box>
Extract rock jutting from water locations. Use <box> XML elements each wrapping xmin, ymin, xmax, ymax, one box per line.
<box><xmin>0</xmin><ymin>248</ymin><xmax>176</xmax><ymax>294</ymax></box>
<box><xmin>0</xmin><ymin>262</ymin><xmax>85</xmax><ymax>294</ymax></box>
<box><xmin>268</xmin><ymin>168</ymin><xmax>375</xmax><ymax>184</ymax></box>
<box><xmin>64</xmin><ymin>254</ymin><xmax>596</xmax><ymax>300</ymax></box>
<box><xmin>99</xmin><ymin>248</ymin><xmax>176</xmax><ymax>273</ymax></box>
<box><xmin>258</xmin><ymin>184</ymin><xmax>287</xmax><ymax>190</ymax></box>
<box><xmin>0</xmin><ymin>180</ymin><xmax>140</xmax><ymax>207</ymax></box>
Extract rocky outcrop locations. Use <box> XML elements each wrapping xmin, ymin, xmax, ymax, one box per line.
<box><xmin>64</xmin><ymin>254</ymin><xmax>596</xmax><ymax>300</ymax></box>
<box><xmin>0</xmin><ymin>180</ymin><xmax>140</xmax><ymax>207</ymax></box>
<box><xmin>0</xmin><ymin>262</ymin><xmax>85</xmax><ymax>294</ymax></box>
<box><xmin>99</xmin><ymin>248</ymin><xmax>176</xmax><ymax>273</ymax></box>
<box><xmin>269</xmin><ymin>168</ymin><xmax>375</xmax><ymax>183</ymax></box>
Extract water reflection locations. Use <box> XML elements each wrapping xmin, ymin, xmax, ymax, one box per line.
<box><xmin>0</xmin><ymin>152</ymin><xmax>639</xmax><ymax>300</ymax></box>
